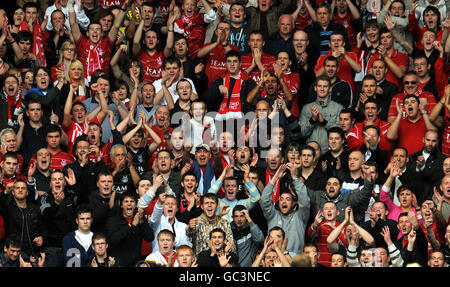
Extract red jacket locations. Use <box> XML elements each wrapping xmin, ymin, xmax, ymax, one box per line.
<box><xmin>347</xmin><ymin>118</ymin><xmax>392</xmax><ymax>152</ymax></box>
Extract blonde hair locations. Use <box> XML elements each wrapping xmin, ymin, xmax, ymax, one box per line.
<box><xmin>59</xmin><ymin>41</ymin><xmax>77</xmax><ymax>64</ymax></box>
<box><xmin>66</xmin><ymin>60</ymin><xmax>86</xmax><ymax>92</ymax></box>
<box><xmin>0</xmin><ymin>128</ymin><xmax>16</xmax><ymax>144</ymax></box>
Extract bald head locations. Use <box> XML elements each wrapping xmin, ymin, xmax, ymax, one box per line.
<box><xmin>293</xmin><ymin>31</ymin><xmax>309</xmax><ymax>55</ymax></box>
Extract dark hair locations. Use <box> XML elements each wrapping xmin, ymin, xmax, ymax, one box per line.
<box><xmin>94</xmin><ymin>8</ymin><xmax>113</xmax><ymax>22</ymax></box>
<box><xmin>397</xmin><ymin>211</ymin><xmax>409</xmax><ymax>221</ymax></box>
<box><xmin>269</xmin><ymin>226</ymin><xmax>285</xmax><ymax>239</ymax></box>
<box><xmin>76</xmin><ymin>205</ymin><xmax>93</xmax><ymax>217</ymax></box>
<box><xmin>303</xmin><ymin>243</ymin><xmax>319</xmax><ymax>252</ymax></box>
<box><xmin>25</xmin><ymin>98</ymin><xmax>42</xmax><ymax>110</ymax></box>
<box><xmin>364</xmin><ymin>19</ymin><xmax>379</xmax><ymax>31</ymax></box>
<box><xmin>324</xmin><ymin>55</ymin><xmax>338</xmax><ymax>66</ymax></box>
<box><xmin>127</xmin><ymin>58</ymin><xmax>144</xmax><ymax>82</ymax></box>
<box><xmin>393</xmin><ymin>146</ymin><xmax>408</xmax><ymax>156</ymax></box>
<box><xmin>209</xmin><ymin>228</ymin><xmax>226</xmax><ymax>239</ymax></box>
<box><xmin>157</xmin><ymin>149</ymin><xmax>173</xmax><ymax>159</ymax></box>
<box><xmin>225</xmin><ymin>49</ymin><xmax>241</xmax><ymax>62</ymax></box>
<box><xmin>339</xmin><ymin>108</ymin><xmax>355</xmax><ymax>120</ymax></box>
<box><xmin>142</xmin><ymin>1</ymin><xmax>156</xmax><ymax>8</ymax></box>
<box><xmin>389</xmin><ymin>0</ymin><xmax>405</xmax><ymax>12</ymax></box>
<box><xmin>201</xmin><ymin>193</ymin><xmax>218</xmax><ymax>205</ymax></box>
<box><xmin>403</xmin><ymin>94</ymin><xmax>420</xmax><ymax>104</ymax></box>
<box><xmin>316</xmin><ymin>75</ymin><xmax>331</xmax><ymax>85</ymax></box>
<box><xmin>92</xmin><ymin>232</ymin><xmax>108</xmax><ymax>244</ymax></box>
<box><xmin>397</xmin><ymin>184</ymin><xmax>413</xmax><ymax>198</ymax></box>
<box><xmin>362</xmin><ymin>74</ymin><xmax>377</xmax><ymax>84</ymax></box>
<box><xmin>2</xmin><ymin>151</ymin><xmax>18</xmax><ymax>162</ymax></box>
<box><xmin>327</xmin><ymin>126</ymin><xmax>345</xmax><ymax>140</ymax></box>
<box><xmin>300</xmin><ymin>145</ymin><xmax>316</xmax><ymax>158</ymax></box>
<box><xmin>182</xmin><ymin>171</ymin><xmax>197</xmax><ymax>182</ymax></box>
<box><xmin>223</xmin><ymin>176</ymin><xmax>238</xmax><ymax>186</ymax></box>
<box><xmin>372</xmin><ymin>200</ymin><xmax>388</xmax><ymax>211</ymax></box>
<box><xmin>328</xmin><ymin>176</ymin><xmax>343</xmax><ymax>186</ymax></box>
<box><xmin>97</xmin><ymin>169</ymin><xmax>113</xmax><ymax>181</ymax></box>
<box><xmin>163</xmin><ymin>56</ymin><xmax>181</xmax><ymax>69</ymax></box>
<box><xmin>17</xmin><ymin>30</ymin><xmax>33</xmax><ymax>43</ymax></box>
<box><xmin>232</xmin><ymin>204</ymin><xmax>247</xmax><ymax>215</ymax></box>
<box><xmin>363</xmin><ymin>98</ymin><xmax>378</xmax><ymax>109</ymax></box>
<box><xmin>364</xmin><ymin>125</ymin><xmax>380</xmax><ymax>136</ymax></box>
<box><xmin>51</xmin><ymin>9</ymin><xmax>65</xmax><ymax>21</ymax></box>
<box><xmin>46</xmin><ymin>124</ymin><xmax>62</xmax><ymax>136</ymax></box>
<box><xmin>315</xmin><ymin>2</ymin><xmax>331</xmax><ymax>12</ymax></box>
<box><xmin>23</xmin><ymin>2</ymin><xmax>39</xmax><ymax>10</ymax></box>
<box><xmin>4</xmin><ymin>235</ymin><xmax>21</xmax><ymax>249</ymax></box>
<box><xmin>423</xmin><ymin>6</ymin><xmax>441</xmax><ymax>29</ymax></box>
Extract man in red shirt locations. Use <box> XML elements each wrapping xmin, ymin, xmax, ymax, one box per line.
<box><xmin>387</xmin><ymin>72</ymin><xmax>437</xmax><ymax>124</ymax></box>
<box><xmin>347</xmin><ymin>99</ymin><xmax>392</xmax><ymax>152</ymax></box>
<box><xmin>413</xmin><ymin>45</ymin><xmax>447</xmax><ymax>99</ymax></box>
<box><xmin>62</xmin><ymin>83</ymin><xmax>109</xmax><ymax>154</ymax></box>
<box><xmin>292</xmin><ymin>0</ymin><xmax>316</xmax><ymax>32</ymax></box>
<box><xmin>28</xmin><ymin>125</ymin><xmax>74</xmax><ymax>172</ymax></box>
<box><xmin>240</xmin><ymin>31</ymin><xmax>277</xmax><ymax>83</ymax></box>
<box><xmin>387</xmin><ymin>94</ymin><xmax>437</xmax><ymax>155</ymax></box>
<box><xmin>133</xmin><ymin>20</ymin><xmax>169</xmax><ymax>83</ymax></box>
<box><xmin>197</xmin><ymin>21</ymin><xmax>239</xmax><ymax>88</ymax></box>
<box><xmin>146</xmin><ymin>105</ymin><xmax>172</xmax><ymax>171</ymax></box>
<box><xmin>315</xmin><ymin>32</ymin><xmax>361</xmax><ymax>93</ymax></box>
<box><xmin>68</xmin><ymin>0</ymin><xmax>128</xmax><ymax>81</ymax></box>
<box><xmin>332</xmin><ymin>0</ymin><xmax>360</xmax><ymax>49</ymax></box>
<box><xmin>367</xmin><ymin>28</ymin><xmax>409</xmax><ymax>87</ymax></box>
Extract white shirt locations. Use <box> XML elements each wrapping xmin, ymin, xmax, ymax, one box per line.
<box><xmin>45</xmin><ymin>4</ymin><xmax>90</xmax><ymax>31</ymax></box>
<box><xmin>75</xmin><ymin>230</ymin><xmax>93</xmax><ymax>252</ymax></box>
<box><xmin>152</xmin><ymin>78</ymin><xmax>197</xmax><ymax>106</ymax></box>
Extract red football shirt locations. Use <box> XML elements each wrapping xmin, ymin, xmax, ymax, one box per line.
<box><xmin>29</xmin><ymin>150</ymin><xmax>74</xmax><ymax>172</ymax></box>
<box><xmin>333</xmin><ymin>13</ymin><xmax>358</xmax><ymax>48</ymax></box>
<box><xmin>138</xmin><ymin>49</ymin><xmax>164</xmax><ymax>83</ymax></box>
<box><xmin>240</xmin><ymin>52</ymin><xmax>277</xmax><ymax>83</ymax></box>
<box><xmin>76</xmin><ymin>35</ymin><xmax>113</xmax><ymax>81</ymax></box>
<box><xmin>387</xmin><ymin>91</ymin><xmax>436</xmax><ymax>119</ymax></box>
<box><xmin>367</xmin><ymin>49</ymin><xmax>409</xmax><ymax>87</ymax></box>
<box><xmin>397</xmin><ymin>117</ymin><xmax>427</xmax><ymax>154</ymax></box>
<box><xmin>204</xmin><ymin>43</ymin><xmax>239</xmax><ymax>88</ymax></box>
<box><xmin>315</xmin><ymin>50</ymin><xmax>359</xmax><ymax>92</ymax></box>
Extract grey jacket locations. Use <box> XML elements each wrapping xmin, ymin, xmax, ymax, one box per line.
<box><xmin>231</xmin><ymin>220</ymin><xmax>264</xmax><ymax>267</ymax></box>
<box><xmin>307</xmin><ymin>179</ymin><xmax>375</xmax><ymax>225</ymax></box>
<box><xmin>300</xmin><ymin>98</ymin><xmax>343</xmax><ymax>153</ymax></box>
<box><xmin>261</xmin><ymin>178</ymin><xmax>310</xmax><ymax>254</ymax></box>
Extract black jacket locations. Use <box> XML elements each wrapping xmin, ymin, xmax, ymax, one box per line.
<box><xmin>396</xmin><ymin>227</ymin><xmax>428</xmax><ymax>267</ymax></box>
<box><xmin>408</xmin><ymin>149</ymin><xmax>445</xmax><ymax>205</ymax></box>
<box><xmin>62</xmin><ymin>159</ymin><xmax>107</xmax><ymax>205</ymax></box>
<box><xmin>39</xmin><ymin>190</ymin><xmax>77</xmax><ymax>248</ymax></box>
<box><xmin>0</xmin><ymin>193</ymin><xmax>45</xmax><ymax>257</ymax></box>
<box><xmin>87</xmin><ymin>191</ymin><xmax>120</xmax><ymax>234</ymax></box>
<box><xmin>106</xmin><ymin>212</ymin><xmax>154</xmax><ymax>267</ymax></box>
<box><xmin>196</xmin><ymin>249</ymin><xmax>240</xmax><ymax>267</ymax></box>
<box><xmin>361</xmin><ymin>218</ymin><xmax>399</xmax><ymax>249</ymax></box>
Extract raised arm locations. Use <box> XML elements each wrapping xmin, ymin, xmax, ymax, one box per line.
<box><xmin>326</xmin><ymin>206</ymin><xmax>350</xmax><ymax>253</ymax></box>
<box><xmin>108</xmin><ymin>0</ymin><xmax>129</xmax><ymax>43</ymax></box>
<box><xmin>110</xmin><ymin>45</ymin><xmax>127</xmax><ymax>80</ymax></box>
<box><xmin>386</xmin><ymin>98</ymin><xmax>402</xmax><ymax>140</ymax></box>
<box><xmin>132</xmin><ymin>19</ymin><xmax>145</xmax><ymax>57</ymax></box>
<box><xmin>63</xmin><ymin>83</ymin><xmax>77</xmax><ymax>128</ymax></box>
<box><xmin>68</xmin><ymin>0</ymin><xmax>81</xmax><ymax>42</ymax></box>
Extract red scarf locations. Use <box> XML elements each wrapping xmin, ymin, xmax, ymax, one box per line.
<box><xmin>176</xmin><ymin>13</ymin><xmax>195</xmax><ymax>35</ymax></box>
<box><xmin>266</xmin><ymin>168</ymin><xmax>280</xmax><ymax>204</ymax></box>
<box><xmin>6</xmin><ymin>93</ymin><xmax>22</xmax><ymax>126</ymax></box>
<box><xmin>86</xmin><ymin>43</ymin><xmax>103</xmax><ymax>81</ymax></box>
<box><xmin>162</xmin><ymin>252</ymin><xmax>177</xmax><ymax>267</ymax></box>
<box><xmin>218</xmin><ymin>72</ymin><xmax>242</xmax><ymax>117</ymax></box>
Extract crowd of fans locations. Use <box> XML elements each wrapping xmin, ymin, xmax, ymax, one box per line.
<box><xmin>0</xmin><ymin>0</ymin><xmax>449</xmax><ymax>268</ymax></box>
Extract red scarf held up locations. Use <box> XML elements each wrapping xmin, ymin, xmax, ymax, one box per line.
<box><xmin>266</xmin><ymin>168</ymin><xmax>280</xmax><ymax>204</ymax></box>
<box><xmin>218</xmin><ymin>72</ymin><xmax>243</xmax><ymax>115</ymax></box>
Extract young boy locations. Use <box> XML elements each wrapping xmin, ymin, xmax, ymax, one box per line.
<box><xmin>145</xmin><ymin>229</ymin><xmax>178</xmax><ymax>267</ymax></box>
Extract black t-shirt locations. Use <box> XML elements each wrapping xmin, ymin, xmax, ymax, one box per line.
<box><xmin>127</xmin><ymin>147</ymin><xmax>149</xmax><ymax>176</ymax></box>
<box><xmin>110</xmin><ymin>168</ymin><xmax>135</xmax><ymax>197</ymax></box>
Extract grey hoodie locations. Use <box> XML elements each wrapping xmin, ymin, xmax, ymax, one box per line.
<box><xmin>261</xmin><ymin>178</ymin><xmax>311</xmax><ymax>254</ymax></box>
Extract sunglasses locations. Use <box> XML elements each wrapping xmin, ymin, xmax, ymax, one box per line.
<box><xmin>404</xmin><ymin>81</ymin><xmax>417</xmax><ymax>85</ymax></box>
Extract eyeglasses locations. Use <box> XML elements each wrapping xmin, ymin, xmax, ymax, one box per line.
<box><xmin>404</xmin><ymin>81</ymin><xmax>417</xmax><ymax>85</ymax></box>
